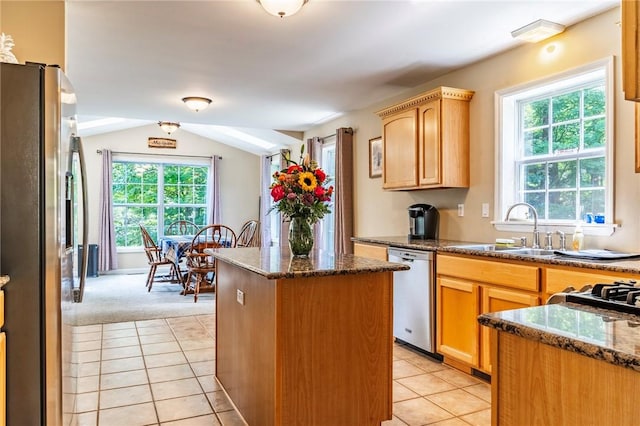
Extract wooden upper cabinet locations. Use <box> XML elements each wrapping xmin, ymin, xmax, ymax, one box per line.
<box><xmin>381</xmin><ymin>109</ymin><xmax>418</xmax><ymax>189</ymax></box>
<box><xmin>376</xmin><ymin>86</ymin><xmax>474</xmax><ymax>190</ymax></box>
<box><xmin>623</xmin><ymin>0</ymin><xmax>640</xmax><ymax>101</ymax></box>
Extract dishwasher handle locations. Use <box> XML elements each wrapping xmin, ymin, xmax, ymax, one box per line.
<box><xmin>387</xmin><ymin>248</ymin><xmax>433</xmax><ymax>262</ymax></box>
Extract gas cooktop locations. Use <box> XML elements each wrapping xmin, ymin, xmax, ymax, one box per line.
<box><xmin>547</xmin><ymin>280</ymin><xmax>640</xmax><ymax>315</ymax></box>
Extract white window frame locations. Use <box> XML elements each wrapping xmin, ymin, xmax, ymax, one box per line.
<box><xmin>319</xmin><ymin>139</ymin><xmax>336</xmax><ymax>252</ymax></box>
<box><xmin>494</xmin><ymin>57</ymin><xmax>617</xmax><ymax>236</ymax></box>
<box><xmin>113</xmin><ymin>154</ymin><xmax>210</xmax><ymax>251</ymax></box>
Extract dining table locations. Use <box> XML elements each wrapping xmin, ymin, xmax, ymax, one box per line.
<box><xmin>159</xmin><ymin>235</ymin><xmax>195</xmax><ymax>288</ymax></box>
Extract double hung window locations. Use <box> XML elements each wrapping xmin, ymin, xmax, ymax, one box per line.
<box><xmin>112</xmin><ymin>158</ymin><xmax>209</xmax><ymax>247</ymax></box>
<box><xmin>497</xmin><ymin>58</ymin><xmax>613</xmax><ymax>232</ymax></box>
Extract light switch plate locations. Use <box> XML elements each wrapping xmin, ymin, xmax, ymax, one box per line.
<box><xmin>482</xmin><ymin>203</ymin><xmax>490</xmax><ymax>218</ymax></box>
<box><xmin>236</xmin><ymin>289</ymin><xmax>245</xmax><ymax>305</ymax></box>
<box><xmin>457</xmin><ymin>204</ymin><xmax>464</xmax><ymax>217</ymax></box>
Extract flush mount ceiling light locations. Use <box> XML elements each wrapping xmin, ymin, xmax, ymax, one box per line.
<box><xmin>511</xmin><ymin>19</ymin><xmax>565</xmax><ymax>43</ymax></box>
<box><xmin>158</xmin><ymin>121</ymin><xmax>180</xmax><ymax>135</ymax></box>
<box><xmin>257</xmin><ymin>0</ymin><xmax>308</xmax><ymax>18</ymax></box>
<box><xmin>181</xmin><ymin>96</ymin><xmax>212</xmax><ymax>112</ymax></box>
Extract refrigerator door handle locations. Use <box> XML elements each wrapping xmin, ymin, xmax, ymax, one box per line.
<box><xmin>71</xmin><ymin>135</ymin><xmax>89</xmax><ymax>303</ymax></box>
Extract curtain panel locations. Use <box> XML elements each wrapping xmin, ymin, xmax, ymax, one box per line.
<box><xmin>207</xmin><ymin>156</ymin><xmax>221</xmax><ymax>225</ymax></box>
<box><xmin>98</xmin><ymin>149</ymin><xmax>118</xmax><ymax>271</ymax></box>
<box><xmin>334</xmin><ymin>128</ymin><xmax>354</xmax><ymax>254</ymax></box>
<box><xmin>260</xmin><ymin>155</ymin><xmax>272</xmax><ymax>247</ymax></box>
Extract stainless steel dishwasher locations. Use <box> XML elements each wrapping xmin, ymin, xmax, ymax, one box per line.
<box><xmin>388</xmin><ymin>247</ymin><xmax>435</xmax><ymax>353</ymax></box>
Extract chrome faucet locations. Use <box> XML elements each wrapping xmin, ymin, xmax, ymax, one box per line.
<box><xmin>504</xmin><ymin>202</ymin><xmax>540</xmax><ymax>249</ymax></box>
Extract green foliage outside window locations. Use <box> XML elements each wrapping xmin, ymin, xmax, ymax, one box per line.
<box><xmin>112</xmin><ymin>161</ymin><xmax>209</xmax><ymax>247</ymax></box>
<box><xmin>518</xmin><ymin>82</ymin><xmax>606</xmax><ymax>221</ymax></box>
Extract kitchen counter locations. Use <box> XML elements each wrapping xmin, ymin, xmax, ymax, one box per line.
<box><xmin>352</xmin><ymin>235</ymin><xmax>640</xmax><ymax>274</ymax></box>
<box><xmin>209</xmin><ymin>247</ymin><xmax>405</xmax><ymax>425</ymax></box>
<box><xmin>207</xmin><ymin>246</ymin><xmax>409</xmax><ymax>279</ymax></box>
<box><xmin>478</xmin><ymin>303</ymin><xmax>640</xmax><ymax>372</ymax></box>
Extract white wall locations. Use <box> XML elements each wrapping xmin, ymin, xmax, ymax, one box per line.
<box><xmin>305</xmin><ymin>7</ymin><xmax>640</xmax><ymax>252</ymax></box>
<box><xmin>83</xmin><ymin>124</ymin><xmax>261</xmax><ymax>270</ymax></box>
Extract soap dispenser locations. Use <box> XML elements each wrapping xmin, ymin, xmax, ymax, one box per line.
<box><xmin>572</xmin><ymin>223</ymin><xmax>584</xmax><ymax>251</ymax></box>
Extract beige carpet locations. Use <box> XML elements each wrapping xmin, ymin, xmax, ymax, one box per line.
<box><xmin>69</xmin><ymin>272</ymin><xmax>215</xmax><ymax>325</ymax></box>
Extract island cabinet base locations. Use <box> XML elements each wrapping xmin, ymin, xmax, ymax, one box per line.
<box><xmin>492</xmin><ymin>330</ymin><xmax>640</xmax><ymax>426</ymax></box>
<box><xmin>215</xmin><ymin>262</ymin><xmax>393</xmax><ymax>426</ymax></box>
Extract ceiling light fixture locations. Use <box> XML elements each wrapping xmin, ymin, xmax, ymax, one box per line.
<box><xmin>257</xmin><ymin>0</ymin><xmax>308</xmax><ymax>18</ymax></box>
<box><xmin>182</xmin><ymin>96</ymin><xmax>212</xmax><ymax>112</ymax></box>
<box><xmin>511</xmin><ymin>19</ymin><xmax>565</xmax><ymax>43</ymax></box>
<box><xmin>158</xmin><ymin>121</ymin><xmax>180</xmax><ymax>135</ymax></box>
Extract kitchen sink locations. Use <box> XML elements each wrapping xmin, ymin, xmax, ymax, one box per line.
<box><xmin>503</xmin><ymin>248</ymin><xmax>556</xmax><ymax>257</ymax></box>
<box><xmin>450</xmin><ymin>244</ymin><xmax>556</xmax><ymax>257</ymax></box>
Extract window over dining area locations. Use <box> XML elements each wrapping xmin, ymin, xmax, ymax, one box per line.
<box><xmin>112</xmin><ymin>159</ymin><xmax>209</xmax><ymax>247</ymax></box>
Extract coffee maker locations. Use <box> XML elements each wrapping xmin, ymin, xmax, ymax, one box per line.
<box><xmin>408</xmin><ymin>203</ymin><xmax>439</xmax><ymax>240</ymax></box>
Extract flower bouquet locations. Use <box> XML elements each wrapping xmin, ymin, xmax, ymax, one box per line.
<box><xmin>269</xmin><ymin>146</ymin><xmax>333</xmax><ymax>256</ymax></box>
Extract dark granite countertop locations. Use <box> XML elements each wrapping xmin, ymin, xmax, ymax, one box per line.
<box><xmin>206</xmin><ymin>247</ymin><xmax>409</xmax><ymax>280</ymax></box>
<box><xmin>352</xmin><ymin>236</ymin><xmax>640</xmax><ymax>275</ymax></box>
<box><xmin>479</xmin><ymin>303</ymin><xmax>640</xmax><ymax>372</ymax></box>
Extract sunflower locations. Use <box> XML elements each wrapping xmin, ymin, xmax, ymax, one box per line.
<box><xmin>298</xmin><ymin>171</ymin><xmax>318</xmax><ymax>192</ymax></box>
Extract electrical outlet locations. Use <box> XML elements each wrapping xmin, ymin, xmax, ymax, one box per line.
<box><xmin>482</xmin><ymin>203</ymin><xmax>490</xmax><ymax>218</ymax></box>
<box><xmin>236</xmin><ymin>289</ymin><xmax>245</xmax><ymax>305</ymax></box>
<box><xmin>457</xmin><ymin>204</ymin><xmax>464</xmax><ymax>217</ymax></box>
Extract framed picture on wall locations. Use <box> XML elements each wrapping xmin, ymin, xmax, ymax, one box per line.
<box><xmin>369</xmin><ymin>136</ymin><xmax>383</xmax><ymax>178</ymax></box>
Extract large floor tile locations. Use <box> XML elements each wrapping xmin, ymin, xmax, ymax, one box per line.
<box><xmin>155</xmin><ymin>394</ymin><xmax>213</xmax><ymax>423</ymax></box>
<box><xmin>179</xmin><ymin>338</ymin><xmax>215</xmax><ymax>351</ymax></box>
<box><xmin>426</xmin><ymin>389</ymin><xmax>490</xmax><ymax>417</ymax></box>
<box><xmin>206</xmin><ymin>390</ymin><xmax>235</xmax><ymax>413</ymax></box>
<box><xmin>145</xmin><ymin>351</ymin><xmax>189</xmax><ymax>368</ymax></box>
<box><xmin>100</xmin><ymin>369</ymin><xmax>149</xmax><ymax>390</ymax></box>
<box><xmin>393</xmin><ymin>360</ymin><xmax>427</xmax><ymax>379</ymax></box>
<box><xmin>98</xmin><ymin>402</ymin><xmax>158</xmax><ymax>426</ymax></box>
<box><xmin>393</xmin><ymin>381</ymin><xmax>420</xmax><ymax>403</ymax></box>
<box><xmin>431</xmin><ymin>369</ymin><xmax>484</xmax><ymax>388</ymax></box>
<box><xmin>183</xmin><ymin>348</ymin><xmax>215</xmax><ymax>363</ymax></box>
<box><xmin>463</xmin><ymin>383</ymin><xmax>491</xmax><ymax>403</ymax></box>
<box><xmin>161</xmin><ymin>414</ymin><xmax>221</xmax><ymax>426</ymax></box>
<box><xmin>102</xmin><ymin>328</ymin><xmax>138</xmax><ymax>339</ymax></box>
<box><xmin>102</xmin><ymin>345</ymin><xmax>143</xmax><ymax>360</ymax></box>
<box><xmin>73</xmin><ymin>331</ymin><xmax>102</xmax><ymax>342</ymax></box>
<box><xmin>459</xmin><ymin>408</ymin><xmax>491</xmax><ymax>426</ymax></box>
<box><xmin>139</xmin><ymin>333</ymin><xmax>177</xmax><ymax>345</ymax></box>
<box><xmin>100</xmin><ymin>384</ymin><xmax>152</xmax><ymax>409</ymax></box>
<box><xmin>152</xmin><ymin>377</ymin><xmax>204</xmax><ymax>401</ymax></box>
<box><xmin>197</xmin><ymin>375</ymin><xmax>221</xmax><ymax>393</ymax></box>
<box><xmin>102</xmin><ymin>321</ymin><xmax>136</xmax><ymax>331</ymax></box>
<box><xmin>382</xmin><ymin>415</ymin><xmax>409</xmax><ymax>425</ymax></box>
<box><xmin>216</xmin><ymin>410</ymin><xmax>245</xmax><ymax>426</ymax></box>
<box><xmin>397</xmin><ymin>373</ymin><xmax>457</xmax><ymax>396</ymax></box>
<box><xmin>393</xmin><ymin>397</ymin><xmax>454</xmax><ymax>426</ymax></box>
<box><xmin>138</xmin><ymin>325</ymin><xmax>174</xmax><ymax>336</ymax></box>
<box><xmin>75</xmin><ymin>391</ymin><xmax>99</xmax><ymax>413</ymax></box>
<box><xmin>101</xmin><ymin>356</ymin><xmax>146</xmax><ymax>374</ymax></box>
<box><xmin>77</xmin><ymin>361</ymin><xmax>100</xmax><ymax>377</ymax></box>
<box><xmin>190</xmin><ymin>360</ymin><xmax>215</xmax><ymax>377</ymax></box>
<box><xmin>136</xmin><ymin>318</ymin><xmax>168</xmax><ymax>328</ymax></box>
<box><xmin>142</xmin><ymin>341</ymin><xmax>182</xmax><ymax>356</ymax></box>
<box><xmin>147</xmin><ymin>363</ymin><xmax>194</xmax><ymax>383</ymax></box>
<box><xmin>102</xmin><ymin>336</ymin><xmax>140</xmax><ymax>349</ymax></box>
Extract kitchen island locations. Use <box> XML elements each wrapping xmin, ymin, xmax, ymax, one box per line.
<box><xmin>207</xmin><ymin>247</ymin><xmax>409</xmax><ymax>426</ymax></box>
<box><xmin>479</xmin><ymin>304</ymin><xmax>640</xmax><ymax>426</ymax></box>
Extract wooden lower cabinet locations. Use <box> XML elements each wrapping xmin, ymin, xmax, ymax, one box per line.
<box><xmin>492</xmin><ymin>330</ymin><xmax>640</xmax><ymax>425</ymax></box>
<box><xmin>436</xmin><ymin>276</ymin><xmax>479</xmax><ymax>366</ymax></box>
<box><xmin>480</xmin><ymin>287</ymin><xmax>538</xmax><ymax>373</ymax></box>
<box><xmin>1</xmin><ymin>290</ymin><xmax>4</xmax><ymax>426</ymax></box>
<box><xmin>353</xmin><ymin>242</ymin><xmax>388</xmax><ymax>261</ymax></box>
<box><xmin>436</xmin><ymin>254</ymin><xmax>539</xmax><ymax>374</ymax></box>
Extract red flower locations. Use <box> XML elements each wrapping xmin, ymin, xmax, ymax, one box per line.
<box><xmin>314</xmin><ymin>186</ymin><xmax>325</xmax><ymax>197</ymax></box>
<box><xmin>271</xmin><ymin>185</ymin><xmax>285</xmax><ymax>202</ymax></box>
<box><xmin>287</xmin><ymin>165</ymin><xmax>302</xmax><ymax>174</ymax></box>
<box><xmin>327</xmin><ymin>186</ymin><xmax>334</xmax><ymax>196</ymax></box>
<box><xmin>314</xmin><ymin>168</ymin><xmax>326</xmax><ymax>183</ymax></box>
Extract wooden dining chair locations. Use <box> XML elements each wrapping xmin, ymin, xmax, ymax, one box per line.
<box><xmin>165</xmin><ymin>220</ymin><xmax>200</xmax><ymax>236</ymax></box>
<box><xmin>140</xmin><ymin>224</ymin><xmax>180</xmax><ymax>291</ymax></box>
<box><xmin>184</xmin><ymin>224</ymin><xmax>237</xmax><ymax>302</ymax></box>
<box><xmin>236</xmin><ymin>220</ymin><xmax>260</xmax><ymax>247</ymax></box>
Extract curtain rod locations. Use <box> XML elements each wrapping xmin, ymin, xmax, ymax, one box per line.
<box><xmin>321</xmin><ymin>127</ymin><xmax>354</xmax><ymax>141</ymax></box>
<box><xmin>96</xmin><ymin>149</ymin><xmax>221</xmax><ymax>160</ymax></box>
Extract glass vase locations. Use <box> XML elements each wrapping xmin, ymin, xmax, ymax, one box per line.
<box><xmin>288</xmin><ymin>216</ymin><xmax>314</xmax><ymax>257</ymax></box>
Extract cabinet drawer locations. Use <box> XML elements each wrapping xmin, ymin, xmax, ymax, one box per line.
<box><xmin>437</xmin><ymin>255</ymin><xmax>539</xmax><ymax>292</ymax></box>
<box><xmin>544</xmin><ymin>268</ymin><xmax>637</xmax><ymax>296</ymax></box>
<box><xmin>353</xmin><ymin>243</ymin><xmax>388</xmax><ymax>261</ymax></box>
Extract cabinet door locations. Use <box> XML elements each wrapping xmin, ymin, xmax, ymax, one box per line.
<box><xmin>623</xmin><ymin>0</ymin><xmax>640</xmax><ymax>101</ymax></box>
<box><xmin>382</xmin><ymin>109</ymin><xmax>418</xmax><ymax>189</ymax></box>
<box><xmin>436</xmin><ymin>276</ymin><xmax>479</xmax><ymax>366</ymax></box>
<box><xmin>480</xmin><ymin>287</ymin><xmax>539</xmax><ymax>373</ymax></box>
<box><xmin>418</xmin><ymin>99</ymin><xmax>441</xmax><ymax>186</ymax></box>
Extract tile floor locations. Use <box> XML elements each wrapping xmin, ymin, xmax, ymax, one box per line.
<box><xmin>70</xmin><ymin>315</ymin><xmax>491</xmax><ymax>426</ymax></box>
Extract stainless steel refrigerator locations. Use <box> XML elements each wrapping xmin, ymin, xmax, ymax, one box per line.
<box><xmin>0</xmin><ymin>62</ymin><xmax>88</xmax><ymax>425</ymax></box>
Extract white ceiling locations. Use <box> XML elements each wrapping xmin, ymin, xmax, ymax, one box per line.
<box><xmin>66</xmin><ymin>0</ymin><xmax>618</xmax><ymax>155</ymax></box>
